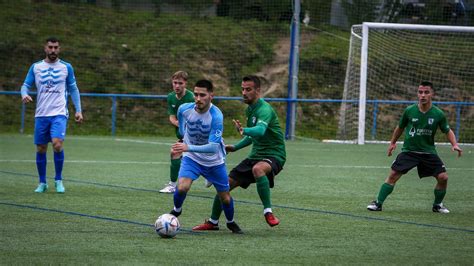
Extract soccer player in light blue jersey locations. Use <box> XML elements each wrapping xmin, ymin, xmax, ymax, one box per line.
<box><xmin>168</xmin><ymin>79</ymin><xmax>242</xmax><ymax>234</ymax></box>
<box><xmin>20</xmin><ymin>37</ymin><xmax>83</xmax><ymax>193</ymax></box>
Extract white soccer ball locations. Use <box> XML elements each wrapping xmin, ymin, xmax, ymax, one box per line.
<box><xmin>154</xmin><ymin>213</ymin><xmax>180</xmax><ymax>238</ymax></box>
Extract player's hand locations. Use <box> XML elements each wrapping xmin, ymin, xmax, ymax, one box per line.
<box><xmin>452</xmin><ymin>145</ymin><xmax>462</xmax><ymax>157</ymax></box>
<box><xmin>232</xmin><ymin>119</ymin><xmax>243</xmax><ymax>135</ymax></box>
<box><xmin>75</xmin><ymin>112</ymin><xmax>83</xmax><ymax>123</ymax></box>
<box><xmin>387</xmin><ymin>143</ymin><xmax>396</xmax><ymax>156</ymax></box>
<box><xmin>22</xmin><ymin>95</ymin><xmax>33</xmax><ymax>104</ymax></box>
<box><xmin>225</xmin><ymin>145</ymin><xmax>236</xmax><ymax>154</ymax></box>
<box><xmin>172</xmin><ymin>142</ymin><xmax>188</xmax><ymax>153</ymax></box>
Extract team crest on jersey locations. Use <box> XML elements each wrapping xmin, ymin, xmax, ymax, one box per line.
<box><xmin>428</xmin><ymin>118</ymin><xmax>434</xmax><ymax>125</ymax></box>
<box><xmin>215</xmin><ymin>129</ymin><xmax>222</xmax><ymax>137</ymax></box>
<box><xmin>252</xmin><ymin>116</ymin><xmax>257</xmax><ymax>125</ymax></box>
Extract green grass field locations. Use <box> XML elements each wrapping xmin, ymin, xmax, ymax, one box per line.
<box><xmin>1</xmin><ymin>134</ymin><xmax>473</xmax><ymax>264</ymax></box>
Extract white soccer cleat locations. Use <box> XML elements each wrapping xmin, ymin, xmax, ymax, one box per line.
<box><xmin>432</xmin><ymin>203</ymin><xmax>450</xmax><ymax>213</ymax></box>
<box><xmin>159</xmin><ymin>182</ymin><xmax>176</xmax><ymax>193</ymax></box>
<box><xmin>204</xmin><ymin>179</ymin><xmax>213</xmax><ymax>188</ymax></box>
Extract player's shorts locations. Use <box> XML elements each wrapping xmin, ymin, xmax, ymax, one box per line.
<box><xmin>391</xmin><ymin>152</ymin><xmax>446</xmax><ymax>178</ymax></box>
<box><xmin>34</xmin><ymin>115</ymin><xmax>68</xmax><ymax>145</ymax></box>
<box><xmin>229</xmin><ymin>157</ymin><xmax>283</xmax><ymax>189</ymax></box>
<box><xmin>179</xmin><ymin>156</ymin><xmax>229</xmax><ymax>192</ymax></box>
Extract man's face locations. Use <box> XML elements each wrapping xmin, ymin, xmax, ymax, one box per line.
<box><xmin>194</xmin><ymin>86</ymin><xmax>212</xmax><ymax>112</ymax></box>
<box><xmin>44</xmin><ymin>41</ymin><xmax>60</xmax><ymax>62</ymax></box>
<box><xmin>418</xmin><ymin>85</ymin><xmax>433</xmax><ymax>105</ymax></box>
<box><xmin>241</xmin><ymin>80</ymin><xmax>259</xmax><ymax>105</ymax></box>
<box><xmin>172</xmin><ymin>78</ymin><xmax>187</xmax><ymax>95</ymax></box>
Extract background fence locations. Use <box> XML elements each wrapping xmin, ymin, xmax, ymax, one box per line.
<box><xmin>1</xmin><ymin>0</ymin><xmax>473</xmax><ymax>142</ymax></box>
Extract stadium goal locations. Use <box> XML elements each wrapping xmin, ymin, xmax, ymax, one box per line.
<box><xmin>338</xmin><ymin>22</ymin><xmax>474</xmax><ymax>144</ymax></box>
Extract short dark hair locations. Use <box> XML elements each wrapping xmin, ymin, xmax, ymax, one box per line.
<box><xmin>420</xmin><ymin>81</ymin><xmax>433</xmax><ymax>89</ymax></box>
<box><xmin>46</xmin><ymin>37</ymin><xmax>60</xmax><ymax>43</ymax></box>
<box><xmin>242</xmin><ymin>75</ymin><xmax>261</xmax><ymax>88</ymax></box>
<box><xmin>194</xmin><ymin>79</ymin><xmax>213</xmax><ymax>92</ymax></box>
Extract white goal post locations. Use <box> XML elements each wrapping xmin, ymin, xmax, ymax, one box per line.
<box><xmin>340</xmin><ymin>22</ymin><xmax>474</xmax><ymax>144</ymax></box>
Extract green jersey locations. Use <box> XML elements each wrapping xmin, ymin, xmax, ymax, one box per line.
<box><xmin>244</xmin><ymin>98</ymin><xmax>286</xmax><ymax>165</ymax></box>
<box><xmin>167</xmin><ymin>89</ymin><xmax>194</xmax><ymax>138</ymax></box>
<box><xmin>399</xmin><ymin>104</ymin><xmax>450</xmax><ymax>154</ymax></box>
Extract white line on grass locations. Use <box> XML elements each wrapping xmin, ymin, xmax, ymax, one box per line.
<box><xmin>1</xmin><ymin>159</ymin><xmax>472</xmax><ymax>171</ymax></box>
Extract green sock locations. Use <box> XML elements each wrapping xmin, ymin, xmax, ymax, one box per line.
<box><xmin>170</xmin><ymin>158</ymin><xmax>181</xmax><ymax>183</ymax></box>
<box><xmin>210</xmin><ymin>194</ymin><xmax>223</xmax><ymax>221</ymax></box>
<box><xmin>376</xmin><ymin>183</ymin><xmax>394</xmax><ymax>205</ymax></box>
<box><xmin>256</xmin><ymin>176</ymin><xmax>272</xmax><ymax>209</ymax></box>
<box><xmin>433</xmin><ymin>189</ymin><xmax>446</xmax><ymax>205</ymax></box>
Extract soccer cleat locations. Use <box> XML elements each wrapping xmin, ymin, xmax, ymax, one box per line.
<box><xmin>432</xmin><ymin>203</ymin><xmax>450</xmax><ymax>214</ymax></box>
<box><xmin>55</xmin><ymin>180</ymin><xmax>65</xmax><ymax>193</ymax></box>
<box><xmin>226</xmin><ymin>222</ymin><xmax>243</xmax><ymax>234</ymax></box>
<box><xmin>169</xmin><ymin>209</ymin><xmax>182</xmax><ymax>217</ymax></box>
<box><xmin>367</xmin><ymin>200</ymin><xmax>382</xmax><ymax>211</ymax></box>
<box><xmin>204</xmin><ymin>179</ymin><xmax>213</xmax><ymax>188</ymax></box>
<box><xmin>264</xmin><ymin>212</ymin><xmax>280</xmax><ymax>227</ymax></box>
<box><xmin>34</xmin><ymin>183</ymin><xmax>48</xmax><ymax>193</ymax></box>
<box><xmin>159</xmin><ymin>182</ymin><xmax>176</xmax><ymax>193</ymax></box>
<box><xmin>192</xmin><ymin>220</ymin><xmax>219</xmax><ymax>231</ymax></box>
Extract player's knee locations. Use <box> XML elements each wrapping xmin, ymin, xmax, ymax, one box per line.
<box><xmin>252</xmin><ymin>166</ymin><xmax>266</xmax><ymax>178</ymax></box>
<box><xmin>36</xmin><ymin>144</ymin><xmax>47</xmax><ymax>153</ymax></box>
<box><xmin>219</xmin><ymin>194</ymin><xmax>231</xmax><ymax>205</ymax></box>
<box><xmin>437</xmin><ymin>173</ymin><xmax>448</xmax><ymax>183</ymax></box>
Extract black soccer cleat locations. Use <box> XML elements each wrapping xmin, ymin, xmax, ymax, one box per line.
<box><xmin>226</xmin><ymin>222</ymin><xmax>243</xmax><ymax>234</ymax></box>
<box><xmin>169</xmin><ymin>209</ymin><xmax>182</xmax><ymax>217</ymax></box>
<box><xmin>367</xmin><ymin>200</ymin><xmax>382</xmax><ymax>211</ymax></box>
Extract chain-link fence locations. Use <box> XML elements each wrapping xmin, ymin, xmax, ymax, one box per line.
<box><xmin>1</xmin><ymin>0</ymin><xmax>473</xmax><ymax>141</ymax></box>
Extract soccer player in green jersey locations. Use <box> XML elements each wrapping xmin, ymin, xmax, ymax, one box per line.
<box><xmin>193</xmin><ymin>75</ymin><xmax>286</xmax><ymax>231</ymax></box>
<box><xmin>367</xmin><ymin>81</ymin><xmax>462</xmax><ymax>213</ymax></box>
<box><xmin>159</xmin><ymin>71</ymin><xmax>195</xmax><ymax>193</ymax></box>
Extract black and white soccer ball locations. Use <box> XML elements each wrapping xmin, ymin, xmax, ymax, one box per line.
<box><xmin>154</xmin><ymin>213</ymin><xmax>180</xmax><ymax>238</ymax></box>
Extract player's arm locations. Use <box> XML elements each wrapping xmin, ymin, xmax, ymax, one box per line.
<box><xmin>446</xmin><ymin>130</ymin><xmax>462</xmax><ymax>157</ymax></box>
<box><xmin>387</xmin><ymin>126</ymin><xmax>404</xmax><ymax>156</ymax></box>
<box><xmin>21</xmin><ymin>65</ymin><xmax>35</xmax><ymax>103</ymax></box>
<box><xmin>227</xmin><ymin>136</ymin><xmax>252</xmax><ymax>153</ymax></box>
<box><xmin>66</xmin><ymin>64</ymin><xmax>83</xmax><ymax>123</ymax></box>
<box><xmin>169</xmin><ymin>115</ymin><xmax>179</xmax><ymax>128</ymax></box>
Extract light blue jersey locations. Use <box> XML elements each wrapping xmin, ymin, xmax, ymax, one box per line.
<box><xmin>21</xmin><ymin>59</ymin><xmax>81</xmax><ymax>117</ymax></box>
<box><xmin>177</xmin><ymin>102</ymin><xmax>226</xmax><ymax>167</ymax></box>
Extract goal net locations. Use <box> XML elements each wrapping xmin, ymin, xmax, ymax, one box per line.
<box><xmin>339</xmin><ymin>23</ymin><xmax>474</xmax><ymax>144</ymax></box>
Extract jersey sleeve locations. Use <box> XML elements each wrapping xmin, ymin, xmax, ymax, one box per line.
<box><xmin>167</xmin><ymin>94</ymin><xmax>176</xmax><ymax>116</ymax></box>
<box><xmin>21</xmin><ymin>64</ymin><xmax>35</xmax><ymax>97</ymax></box>
<box><xmin>398</xmin><ymin>107</ymin><xmax>409</xmax><ymax>129</ymax></box>
<box><xmin>208</xmin><ymin>108</ymin><xmax>224</xmax><ymax>144</ymax></box>
<box><xmin>66</xmin><ymin>64</ymin><xmax>82</xmax><ymax>113</ymax></box>
<box><xmin>65</xmin><ymin>63</ymin><xmax>77</xmax><ymax>87</ymax></box>
<box><xmin>438</xmin><ymin>111</ymin><xmax>450</xmax><ymax>134</ymax></box>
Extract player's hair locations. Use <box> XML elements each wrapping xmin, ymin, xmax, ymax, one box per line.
<box><xmin>242</xmin><ymin>75</ymin><xmax>261</xmax><ymax>89</ymax></box>
<box><xmin>420</xmin><ymin>81</ymin><xmax>433</xmax><ymax>89</ymax></box>
<box><xmin>195</xmin><ymin>79</ymin><xmax>213</xmax><ymax>92</ymax></box>
<box><xmin>171</xmin><ymin>71</ymin><xmax>188</xmax><ymax>81</ymax></box>
<box><xmin>46</xmin><ymin>37</ymin><xmax>60</xmax><ymax>44</ymax></box>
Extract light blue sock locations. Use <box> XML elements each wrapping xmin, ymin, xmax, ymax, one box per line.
<box><xmin>54</xmin><ymin>150</ymin><xmax>64</xmax><ymax>181</ymax></box>
<box><xmin>36</xmin><ymin>152</ymin><xmax>47</xmax><ymax>183</ymax></box>
<box><xmin>222</xmin><ymin>197</ymin><xmax>235</xmax><ymax>222</ymax></box>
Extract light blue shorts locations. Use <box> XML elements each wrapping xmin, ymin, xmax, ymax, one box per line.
<box><xmin>34</xmin><ymin>115</ymin><xmax>68</xmax><ymax>145</ymax></box>
<box><xmin>179</xmin><ymin>156</ymin><xmax>230</xmax><ymax>192</ymax></box>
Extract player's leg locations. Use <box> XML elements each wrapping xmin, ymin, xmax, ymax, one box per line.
<box><xmin>34</xmin><ymin>117</ymin><xmax>51</xmax><ymax>193</ymax></box>
<box><xmin>192</xmin><ymin>177</ymin><xmax>239</xmax><ymax>231</ymax></box>
<box><xmin>51</xmin><ymin>115</ymin><xmax>67</xmax><ymax>193</ymax></box>
<box><xmin>160</xmin><ymin>146</ymin><xmax>181</xmax><ymax>193</ymax></box>
<box><xmin>421</xmin><ymin>154</ymin><xmax>449</xmax><ymax>213</ymax></box>
<box><xmin>252</xmin><ymin>160</ymin><xmax>279</xmax><ymax>226</ymax></box>
<box><xmin>170</xmin><ymin>157</ymin><xmax>198</xmax><ymax>217</ymax></box>
<box><xmin>368</xmin><ymin>152</ymin><xmax>416</xmax><ymax>211</ymax></box>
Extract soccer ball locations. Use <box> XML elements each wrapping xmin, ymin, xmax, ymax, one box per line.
<box><xmin>154</xmin><ymin>213</ymin><xmax>180</xmax><ymax>238</ymax></box>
